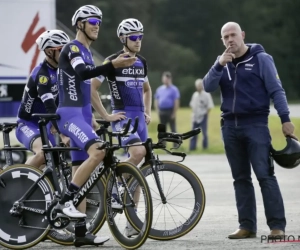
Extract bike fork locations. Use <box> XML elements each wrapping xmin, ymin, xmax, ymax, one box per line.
<box><xmin>149</xmin><ymin>159</ymin><xmax>167</xmax><ymax>204</ymax></box>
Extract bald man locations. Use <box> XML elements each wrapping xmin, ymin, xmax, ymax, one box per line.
<box><xmin>203</xmin><ymin>22</ymin><xmax>296</xmax><ymax>239</ymax></box>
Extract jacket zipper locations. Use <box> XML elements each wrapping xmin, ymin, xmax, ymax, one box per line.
<box><xmin>231</xmin><ymin>56</ymin><xmax>253</xmax><ymax>126</ymax></box>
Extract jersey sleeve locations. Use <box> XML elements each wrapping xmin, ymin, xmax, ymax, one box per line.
<box><xmin>96</xmin><ymin>58</ymin><xmax>111</xmax><ymax>82</ymax></box>
<box><xmin>65</xmin><ymin>43</ymin><xmax>115</xmax><ymax>81</ymax></box>
<box><xmin>36</xmin><ymin>74</ymin><xmax>60</xmax><ymax>133</ymax></box>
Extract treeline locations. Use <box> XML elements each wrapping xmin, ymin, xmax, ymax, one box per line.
<box><xmin>57</xmin><ymin>0</ymin><xmax>300</xmax><ymax>106</ymax></box>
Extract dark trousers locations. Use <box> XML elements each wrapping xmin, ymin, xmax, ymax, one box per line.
<box><xmin>159</xmin><ymin>109</ymin><xmax>176</xmax><ymax>133</ymax></box>
<box><xmin>189</xmin><ymin>114</ymin><xmax>208</xmax><ymax>150</ymax></box>
<box><xmin>221</xmin><ymin>122</ymin><xmax>286</xmax><ymax>232</ymax></box>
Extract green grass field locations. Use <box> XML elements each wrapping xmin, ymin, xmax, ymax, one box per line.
<box><xmin>147</xmin><ymin>107</ymin><xmax>300</xmax><ymax>154</ymax></box>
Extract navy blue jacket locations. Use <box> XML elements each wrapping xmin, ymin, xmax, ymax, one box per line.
<box><xmin>203</xmin><ymin>43</ymin><xmax>290</xmax><ymax>125</ymax></box>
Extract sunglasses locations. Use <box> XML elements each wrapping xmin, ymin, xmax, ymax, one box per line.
<box><xmin>127</xmin><ymin>34</ymin><xmax>143</xmax><ymax>42</ymax></box>
<box><xmin>82</xmin><ymin>17</ymin><xmax>102</xmax><ymax>26</ymax></box>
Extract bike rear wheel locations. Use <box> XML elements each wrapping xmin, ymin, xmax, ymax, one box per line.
<box><xmin>46</xmin><ymin>176</ymin><xmax>106</xmax><ymax>245</ymax></box>
<box><xmin>105</xmin><ymin>162</ymin><xmax>153</xmax><ymax>249</ymax></box>
<box><xmin>0</xmin><ymin>164</ymin><xmax>54</xmax><ymax>249</ymax></box>
<box><xmin>126</xmin><ymin>160</ymin><xmax>206</xmax><ymax>240</ymax></box>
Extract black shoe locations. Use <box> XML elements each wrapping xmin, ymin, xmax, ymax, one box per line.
<box><xmin>74</xmin><ymin>232</ymin><xmax>110</xmax><ymax>247</ymax></box>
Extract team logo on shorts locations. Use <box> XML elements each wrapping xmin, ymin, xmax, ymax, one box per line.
<box><xmin>70</xmin><ymin>45</ymin><xmax>80</xmax><ymax>53</ymax></box>
<box><xmin>39</xmin><ymin>75</ymin><xmax>49</xmax><ymax>84</ymax></box>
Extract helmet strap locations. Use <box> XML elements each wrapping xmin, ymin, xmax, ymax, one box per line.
<box><xmin>81</xmin><ymin>22</ymin><xmax>95</xmax><ymax>42</ymax></box>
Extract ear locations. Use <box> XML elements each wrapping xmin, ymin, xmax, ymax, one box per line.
<box><xmin>242</xmin><ymin>31</ymin><xmax>245</xmax><ymax>40</ymax></box>
<box><xmin>119</xmin><ymin>36</ymin><xmax>126</xmax><ymax>43</ymax></box>
<box><xmin>44</xmin><ymin>48</ymin><xmax>52</xmax><ymax>57</ymax></box>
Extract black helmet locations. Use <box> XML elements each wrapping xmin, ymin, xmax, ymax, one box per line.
<box><xmin>270</xmin><ymin>136</ymin><xmax>300</xmax><ymax>169</ymax></box>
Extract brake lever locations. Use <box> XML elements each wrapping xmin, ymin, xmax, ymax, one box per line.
<box><xmin>170</xmin><ymin>141</ymin><xmax>182</xmax><ymax>150</ymax></box>
<box><xmin>171</xmin><ymin>152</ymin><xmax>186</xmax><ymax>162</ymax></box>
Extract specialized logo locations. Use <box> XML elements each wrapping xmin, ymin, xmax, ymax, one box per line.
<box><xmin>22</xmin><ymin>12</ymin><xmax>46</xmax><ymax>74</ymax></box>
<box><xmin>276</xmin><ymin>74</ymin><xmax>280</xmax><ymax>80</ymax></box>
<box><xmin>70</xmin><ymin>45</ymin><xmax>80</xmax><ymax>53</ymax></box>
<box><xmin>39</xmin><ymin>75</ymin><xmax>49</xmax><ymax>84</ymax></box>
<box><xmin>102</xmin><ymin>60</ymin><xmax>110</xmax><ymax>65</ymax></box>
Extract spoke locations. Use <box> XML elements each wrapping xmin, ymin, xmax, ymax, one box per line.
<box><xmin>165</xmin><ymin>204</ymin><xmax>178</xmax><ymax>229</ymax></box>
<box><xmin>167</xmin><ymin>187</ymin><xmax>194</xmax><ymax>200</ymax></box>
<box><xmin>167</xmin><ymin>202</ymin><xmax>189</xmax><ymax>221</ymax></box>
<box><xmin>166</xmin><ymin>179</ymin><xmax>185</xmax><ymax>198</ymax></box>
<box><xmin>165</xmin><ymin>172</ymin><xmax>176</xmax><ymax>197</ymax></box>
<box><xmin>153</xmin><ymin>203</ymin><xmax>164</xmax><ymax>228</ymax></box>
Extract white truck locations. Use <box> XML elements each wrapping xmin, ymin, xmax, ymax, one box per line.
<box><xmin>0</xmin><ymin>0</ymin><xmax>56</xmax><ymax>164</ymax></box>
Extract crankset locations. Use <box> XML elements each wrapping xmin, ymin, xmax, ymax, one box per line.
<box><xmin>46</xmin><ymin>200</ymin><xmax>71</xmax><ymax>229</ymax></box>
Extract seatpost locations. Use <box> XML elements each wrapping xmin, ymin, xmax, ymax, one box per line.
<box><xmin>38</xmin><ymin>118</ymin><xmax>61</xmax><ymax>195</ymax></box>
<box><xmin>2</xmin><ymin>125</ymin><xmax>14</xmax><ymax>166</ymax></box>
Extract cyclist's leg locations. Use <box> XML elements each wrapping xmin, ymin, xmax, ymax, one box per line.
<box><xmin>55</xmin><ymin>111</ymin><xmax>109</xmax><ymax>245</ymax></box>
<box><xmin>111</xmin><ymin>111</ymin><xmax>146</xmax><ymax>236</ymax></box>
<box><xmin>15</xmin><ymin>120</ymin><xmax>44</xmax><ymax>168</ymax></box>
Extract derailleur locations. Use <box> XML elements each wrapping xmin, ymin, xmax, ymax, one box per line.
<box><xmin>9</xmin><ymin>202</ymin><xmax>23</xmax><ymax>217</ymax></box>
<box><xmin>46</xmin><ymin>200</ymin><xmax>72</xmax><ymax>230</ymax></box>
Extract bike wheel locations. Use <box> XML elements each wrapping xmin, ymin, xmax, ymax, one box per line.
<box><xmin>46</xmin><ymin>176</ymin><xmax>106</xmax><ymax>245</ymax></box>
<box><xmin>105</xmin><ymin>162</ymin><xmax>153</xmax><ymax>249</ymax></box>
<box><xmin>126</xmin><ymin>160</ymin><xmax>205</xmax><ymax>240</ymax></box>
<box><xmin>0</xmin><ymin>164</ymin><xmax>54</xmax><ymax>249</ymax></box>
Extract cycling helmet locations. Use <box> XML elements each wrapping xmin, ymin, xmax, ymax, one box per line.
<box><xmin>270</xmin><ymin>136</ymin><xmax>300</xmax><ymax>169</ymax></box>
<box><xmin>117</xmin><ymin>18</ymin><xmax>143</xmax><ymax>37</ymax></box>
<box><xmin>36</xmin><ymin>30</ymin><xmax>70</xmax><ymax>51</ymax></box>
<box><xmin>72</xmin><ymin>5</ymin><xmax>102</xmax><ymax>26</ymax></box>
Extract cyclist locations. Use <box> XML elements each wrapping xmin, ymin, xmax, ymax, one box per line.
<box><xmin>54</xmin><ymin>5</ymin><xmax>136</xmax><ymax>246</ymax></box>
<box><xmin>15</xmin><ymin>29</ymin><xmax>70</xmax><ymax>168</ymax></box>
<box><xmin>91</xmin><ymin>18</ymin><xmax>152</xmax><ymax>237</ymax></box>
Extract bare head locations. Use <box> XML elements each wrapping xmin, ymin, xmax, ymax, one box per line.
<box><xmin>221</xmin><ymin>22</ymin><xmax>246</xmax><ymax>55</ymax></box>
<box><xmin>195</xmin><ymin>78</ymin><xmax>203</xmax><ymax>92</ymax></box>
<box><xmin>162</xmin><ymin>71</ymin><xmax>172</xmax><ymax>86</ymax></box>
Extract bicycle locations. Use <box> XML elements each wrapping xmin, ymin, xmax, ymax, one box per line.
<box><xmin>0</xmin><ymin>122</ymin><xmax>106</xmax><ymax>246</ymax></box>
<box><xmin>94</xmin><ymin>119</ymin><xmax>206</xmax><ymax>241</ymax></box>
<box><xmin>0</xmin><ymin>123</ymin><xmax>28</xmax><ymax>170</ymax></box>
<box><xmin>0</xmin><ymin>114</ymin><xmax>153</xmax><ymax>250</ymax></box>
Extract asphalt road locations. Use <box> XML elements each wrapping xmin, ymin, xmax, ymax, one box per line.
<box><xmin>1</xmin><ymin>154</ymin><xmax>299</xmax><ymax>250</ymax></box>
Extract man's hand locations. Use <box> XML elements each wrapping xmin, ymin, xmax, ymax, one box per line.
<box><xmin>50</xmin><ymin>125</ymin><xmax>57</xmax><ymax>135</ymax></box>
<box><xmin>60</xmin><ymin>134</ymin><xmax>70</xmax><ymax>146</ymax></box>
<box><xmin>219</xmin><ymin>46</ymin><xmax>235</xmax><ymax>66</ymax></box>
<box><xmin>282</xmin><ymin>122</ymin><xmax>298</xmax><ymax>140</ymax></box>
<box><xmin>144</xmin><ymin>113</ymin><xmax>151</xmax><ymax>125</ymax></box>
<box><xmin>105</xmin><ymin>112</ymin><xmax>126</xmax><ymax>122</ymax></box>
<box><xmin>112</xmin><ymin>52</ymin><xmax>137</xmax><ymax>68</ymax></box>
<box><xmin>92</xmin><ymin>116</ymin><xmax>99</xmax><ymax>131</ymax></box>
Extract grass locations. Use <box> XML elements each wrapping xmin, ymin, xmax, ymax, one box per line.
<box><xmin>147</xmin><ymin>107</ymin><xmax>300</xmax><ymax>154</ymax></box>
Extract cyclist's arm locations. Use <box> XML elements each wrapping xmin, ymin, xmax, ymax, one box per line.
<box><xmin>143</xmin><ymin>80</ymin><xmax>152</xmax><ymax>117</ymax></box>
<box><xmin>37</xmin><ymin>77</ymin><xmax>60</xmax><ymax>133</ymax></box>
<box><xmin>91</xmin><ymin>77</ymin><xmax>110</xmax><ymax>120</ymax></box>
<box><xmin>68</xmin><ymin>45</ymin><xmax>114</xmax><ymax>80</ymax></box>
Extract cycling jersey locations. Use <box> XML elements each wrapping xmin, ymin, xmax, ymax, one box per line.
<box><xmin>97</xmin><ymin>50</ymin><xmax>148</xmax><ymax>112</ymax></box>
<box><xmin>58</xmin><ymin>40</ymin><xmax>115</xmax><ymax>108</ymax></box>
<box><xmin>56</xmin><ymin>39</ymin><xmax>115</xmax><ymax>164</ymax></box>
<box><xmin>17</xmin><ymin>60</ymin><xmax>59</xmax><ymax>123</ymax></box>
<box><xmin>16</xmin><ymin>60</ymin><xmax>58</xmax><ymax>149</ymax></box>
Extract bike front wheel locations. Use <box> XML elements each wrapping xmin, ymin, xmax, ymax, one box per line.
<box><xmin>126</xmin><ymin>160</ymin><xmax>206</xmax><ymax>240</ymax></box>
<box><xmin>105</xmin><ymin>162</ymin><xmax>153</xmax><ymax>249</ymax></box>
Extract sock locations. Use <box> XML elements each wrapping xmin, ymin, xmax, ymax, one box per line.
<box><xmin>75</xmin><ymin>218</ymin><xmax>87</xmax><ymax>237</ymax></box>
<box><xmin>59</xmin><ymin>182</ymin><xmax>80</xmax><ymax>204</ymax></box>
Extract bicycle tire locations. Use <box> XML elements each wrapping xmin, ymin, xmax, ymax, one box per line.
<box><xmin>105</xmin><ymin>162</ymin><xmax>153</xmax><ymax>249</ymax></box>
<box><xmin>0</xmin><ymin>164</ymin><xmax>54</xmax><ymax>249</ymax></box>
<box><xmin>46</xmin><ymin>176</ymin><xmax>106</xmax><ymax>245</ymax></box>
<box><xmin>126</xmin><ymin>160</ymin><xmax>206</xmax><ymax>240</ymax></box>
